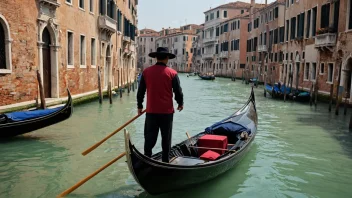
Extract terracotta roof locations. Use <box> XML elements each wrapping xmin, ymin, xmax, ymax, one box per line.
<box><xmin>139</xmin><ymin>33</ymin><xmax>159</xmax><ymax>37</ymax></box>
<box><xmin>204</xmin><ymin>1</ymin><xmax>251</xmax><ymax>13</ymax></box>
<box><xmin>139</xmin><ymin>28</ymin><xmax>157</xmax><ymax>33</ymax></box>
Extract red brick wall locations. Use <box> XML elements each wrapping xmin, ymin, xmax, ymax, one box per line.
<box><xmin>0</xmin><ymin>0</ymin><xmax>39</xmax><ymax>106</ymax></box>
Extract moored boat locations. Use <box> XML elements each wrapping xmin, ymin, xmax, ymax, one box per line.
<box><xmin>0</xmin><ymin>89</ymin><xmax>73</xmax><ymax>138</ymax></box>
<box><xmin>124</xmin><ymin>88</ymin><xmax>257</xmax><ymax>195</ymax></box>
<box><xmin>198</xmin><ymin>74</ymin><xmax>215</xmax><ymax>80</ymax></box>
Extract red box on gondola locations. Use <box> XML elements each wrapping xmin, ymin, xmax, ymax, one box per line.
<box><xmin>197</xmin><ymin>134</ymin><xmax>228</xmax><ymax>156</ymax></box>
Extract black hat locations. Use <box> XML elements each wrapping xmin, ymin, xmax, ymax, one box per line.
<box><xmin>148</xmin><ymin>47</ymin><xmax>176</xmax><ymax>59</ymax></box>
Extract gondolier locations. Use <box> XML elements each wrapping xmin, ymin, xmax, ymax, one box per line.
<box><xmin>137</xmin><ymin>47</ymin><xmax>184</xmax><ymax>163</ymax></box>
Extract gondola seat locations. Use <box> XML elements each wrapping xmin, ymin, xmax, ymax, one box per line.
<box><xmin>169</xmin><ymin>156</ymin><xmax>206</xmax><ymax>166</ymax></box>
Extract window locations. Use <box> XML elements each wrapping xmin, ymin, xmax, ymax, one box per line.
<box><xmin>304</xmin><ymin>63</ymin><xmax>310</xmax><ymax>80</ymax></box>
<box><xmin>279</xmin><ymin>27</ymin><xmax>285</xmax><ymax>43</ymax></box>
<box><xmin>286</xmin><ymin>20</ymin><xmax>289</xmax><ymax>41</ymax></box>
<box><xmin>320</xmin><ymin>63</ymin><xmax>325</xmax><ymax>74</ymax></box>
<box><xmin>274</xmin><ymin>28</ymin><xmax>278</xmax><ymax>44</ymax></box>
<box><xmin>274</xmin><ymin>7</ymin><xmax>279</xmax><ymax>19</ymax></box>
<box><xmin>238</xmin><ymin>21</ymin><xmax>240</xmax><ymax>29</ymax></box>
<box><xmin>217</xmin><ymin>10</ymin><xmax>220</xmax><ymax>18</ymax></box>
<box><xmin>89</xmin><ymin>0</ymin><xmax>93</xmax><ymax>12</ymax></box>
<box><xmin>297</xmin><ymin>13</ymin><xmax>304</xmax><ymax>38</ymax></box>
<box><xmin>312</xmin><ymin>7</ymin><xmax>317</xmax><ymax>36</ymax></box>
<box><xmin>91</xmin><ymin>38</ymin><xmax>96</xmax><ymax>66</ymax></box>
<box><xmin>151</xmin><ymin>38</ymin><xmax>153</xmax><ymax>42</ymax></box>
<box><xmin>79</xmin><ymin>0</ymin><xmax>84</xmax><ymax>9</ymax></box>
<box><xmin>241</xmin><ymin>10</ymin><xmax>244</xmax><ymax>14</ymax></box>
<box><xmin>183</xmin><ymin>36</ymin><xmax>186</xmax><ymax>41</ymax></box>
<box><xmin>216</xmin><ymin>27</ymin><xmax>220</xmax><ymax>36</ymax></box>
<box><xmin>210</xmin><ymin>13</ymin><xmax>214</xmax><ymax>20</ymax></box>
<box><xmin>328</xmin><ymin>63</ymin><xmax>334</xmax><ymax>82</ymax></box>
<box><xmin>348</xmin><ymin>0</ymin><xmax>352</xmax><ymax>30</ymax></box>
<box><xmin>224</xmin><ymin>10</ymin><xmax>228</xmax><ymax>18</ymax></box>
<box><xmin>80</xmin><ymin>35</ymin><xmax>86</xmax><ymax>66</ymax></box>
<box><xmin>224</xmin><ymin>23</ymin><xmax>228</xmax><ymax>33</ymax></box>
<box><xmin>67</xmin><ymin>31</ymin><xmax>74</xmax><ymax>67</ymax></box>
<box><xmin>306</xmin><ymin>10</ymin><xmax>311</xmax><ymax>38</ymax></box>
<box><xmin>302</xmin><ymin>51</ymin><xmax>305</xmax><ymax>59</ymax></box>
<box><xmin>206</xmin><ymin>15</ymin><xmax>209</xmax><ymax>22</ymax></box>
<box><xmin>290</xmin><ymin>17</ymin><xmax>296</xmax><ymax>39</ymax></box>
<box><xmin>66</xmin><ymin>0</ymin><xmax>72</xmax><ymax>4</ymax></box>
<box><xmin>321</xmin><ymin>4</ymin><xmax>330</xmax><ymax>29</ymax></box>
<box><xmin>311</xmin><ymin>63</ymin><xmax>316</xmax><ymax>80</ymax></box>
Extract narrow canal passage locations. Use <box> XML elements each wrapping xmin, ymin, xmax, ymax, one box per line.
<box><xmin>1</xmin><ymin>74</ymin><xmax>352</xmax><ymax>198</ymax></box>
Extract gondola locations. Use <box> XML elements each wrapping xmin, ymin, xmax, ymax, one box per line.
<box><xmin>198</xmin><ymin>74</ymin><xmax>215</xmax><ymax>80</ymax></box>
<box><xmin>291</xmin><ymin>90</ymin><xmax>310</xmax><ymax>102</ymax></box>
<box><xmin>264</xmin><ymin>84</ymin><xmax>290</xmax><ymax>99</ymax></box>
<box><xmin>0</xmin><ymin>89</ymin><xmax>73</xmax><ymax>138</ymax></box>
<box><xmin>124</xmin><ymin>88</ymin><xmax>257</xmax><ymax>195</ymax></box>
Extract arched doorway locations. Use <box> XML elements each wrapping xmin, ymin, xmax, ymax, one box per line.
<box><xmin>42</xmin><ymin>27</ymin><xmax>51</xmax><ymax>98</ymax></box>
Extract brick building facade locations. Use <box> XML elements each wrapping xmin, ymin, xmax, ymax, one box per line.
<box><xmin>0</xmin><ymin>0</ymin><xmax>138</xmax><ymax>106</ymax></box>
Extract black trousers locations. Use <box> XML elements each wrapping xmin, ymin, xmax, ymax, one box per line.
<box><xmin>144</xmin><ymin>113</ymin><xmax>173</xmax><ymax>162</ymax></box>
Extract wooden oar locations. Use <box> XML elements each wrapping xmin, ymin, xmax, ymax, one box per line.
<box><xmin>189</xmin><ymin>146</ymin><xmax>236</xmax><ymax>153</ymax></box>
<box><xmin>82</xmin><ymin>110</ymin><xmax>146</xmax><ymax>156</ymax></box>
<box><xmin>57</xmin><ymin>152</ymin><xmax>126</xmax><ymax>197</ymax></box>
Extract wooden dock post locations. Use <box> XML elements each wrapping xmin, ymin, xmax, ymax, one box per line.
<box><xmin>350</xmin><ymin>113</ymin><xmax>352</xmax><ymax>129</ymax></box>
<box><xmin>309</xmin><ymin>83</ymin><xmax>313</xmax><ymax>106</ymax></box>
<box><xmin>283</xmin><ymin>76</ymin><xmax>287</xmax><ymax>102</ymax></box>
<box><xmin>329</xmin><ymin>84</ymin><xmax>333</xmax><ymax>112</ymax></box>
<box><xmin>36</xmin><ymin>70</ymin><xmax>46</xmax><ymax>109</ymax></box>
<box><xmin>344</xmin><ymin>94</ymin><xmax>348</xmax><ymax>115</ymax></box>
<box><xmin>314</xmin><ymin>82</ymin><xmax>318</xmax><ymax>107</ymax></box>
<box><xmin>335</xmin><ymin>64</ymin><xmax>342</xmax><ymax>115</ymax></box>
<box><xmin>98</xmin><ymin>67</ymin><xmax>103</xmax><ymax>104</ymax></box>
<box><xmin>264</xmin><ymin>74</ymin><xmax>267</xmax><ymax>97</ymax></box>
<box><xmin>108</xmin><ymin>82</ymin><xmax>112</xmax><ymax>104</ymax></box>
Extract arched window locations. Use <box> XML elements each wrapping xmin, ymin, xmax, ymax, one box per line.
<box><xmin>0</xmin><ymin>14</ymin><xmax>12</xmax><ymax>73</ymax></box>
<box><xmin>0</xmin><ymin>22</ymin><xmax>6</xmax><ymax>69</ymax></box>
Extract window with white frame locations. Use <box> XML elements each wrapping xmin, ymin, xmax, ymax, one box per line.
<box><xmin>79</xmin><ymin>0</ymin><xmax>85</xmax><ymax>9</ymax></box>
<box><xmin>320</xmin><ymin>63</ymin><xmax>325</xmax><ymax>74</ymax></box>
<box><xmin>0</xmin><ymin>15</ymin><xmax>12</xmax><ymax>73</ymax></box>
<box><xmin>348</xmin><ymin>0</ymin><xmax>352</xmax><ymax>30</ymax></box>
<box><xmin>304</xmin><ymin>63</ymin><xmax>310</xmax><ymax>80</ymax></box>
<box><xmin>67</xmin><ymin>31</ymin><xmax>74</xmax><ymax>67</ymax></box>
<box><xmin>89</xmin><ymin>0</ymin><xmax>93</xmax><ymax>12</ymax></box>
<box><xmin>91</xmin><ymin>38</ymin><xmax>96</xmax><ymax>66</ymax></box>
<box><xmin>224</xmin><ymin>10</ymin><xmax>228</xmax><ymax>18</ymax></box>
<box><xmin>311</xmin><ymin>63</ymin><xmax>316</xmax><ymax>81</ymax></box>
<box><xmin>66</xmin><ymin>0</ymin><xmax>72</xmax><ymax>4</ymax></box>
<box><xmin>328</xmin><ymin>63</ymin><xmax>334</xmax><ymax>82</ymax></box>
<box><xmin>80</xmin><ymin>35</ymin><xmax>86</xmax><ymax>66</ymax></box>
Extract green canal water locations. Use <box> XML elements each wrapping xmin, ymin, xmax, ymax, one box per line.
<box><xmin>1</xmin><ymin>74</ymin><xmax>352</xmax><ymax>198</ymax></box>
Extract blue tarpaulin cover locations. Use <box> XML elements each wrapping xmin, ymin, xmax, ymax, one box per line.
<box><xmin>4</xmin><ymin>107</ymin><xmax>63</xmax><ymax>121</ymax></box>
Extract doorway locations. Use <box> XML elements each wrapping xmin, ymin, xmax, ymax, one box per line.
<box><xmin>42</xmin><ymin>27</ymin><xmax>51</xmax><ymax>98</ymax></box>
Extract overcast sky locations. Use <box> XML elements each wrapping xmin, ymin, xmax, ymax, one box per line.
<box><xmin>138</xmin><ymin>0</ymin><xmax>276</xmax><ymax>31</ymax></box>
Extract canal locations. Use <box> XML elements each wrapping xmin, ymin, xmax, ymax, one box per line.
<box><xmin>1</xmin><ymin>74</ymin><xmax>352</xmax><ymax>198</ymax></box>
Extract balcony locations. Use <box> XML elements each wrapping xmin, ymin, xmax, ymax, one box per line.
<box><xmin>203</xmin><ymin>37</ymin><xmax>218</xmax><ymax>45</ymax></box>
<box><xmin>219</xmin><ymin>51</ymin><xmax>228</xmax><ymax>58</ymax></box>
<box><xmin>202</xmin><ymin>53</ymin><xmax>214</xmax><ymax>60</ymax></box>
<box><xmin>258</xmin><ymin>45</ymin><xmax>268</xmax><ymax>52</ymax></box>
<box><xmin>315</xmin><ymin>33</ymin><xmax>337</xmax><ymax>49</ymax></box>
<box><xmin>123</xmin><ymin>36</ymin><xmax>131</xmax><ymax>42</ymax></box>
<box><xmin>98</xmin><ymin>15</ymin><xmax>117</xmax><ymax>34</ymax></box>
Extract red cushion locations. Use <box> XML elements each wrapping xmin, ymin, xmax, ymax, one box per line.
<box><xmin>198</xmin><ymin>134</ymin><xmax>228</xmax><ymax>155</ymax></box>
<box><xmin>200</xmin><ymin>150</ymin><xmax>220</xmax><ymax>161</ymax></box>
